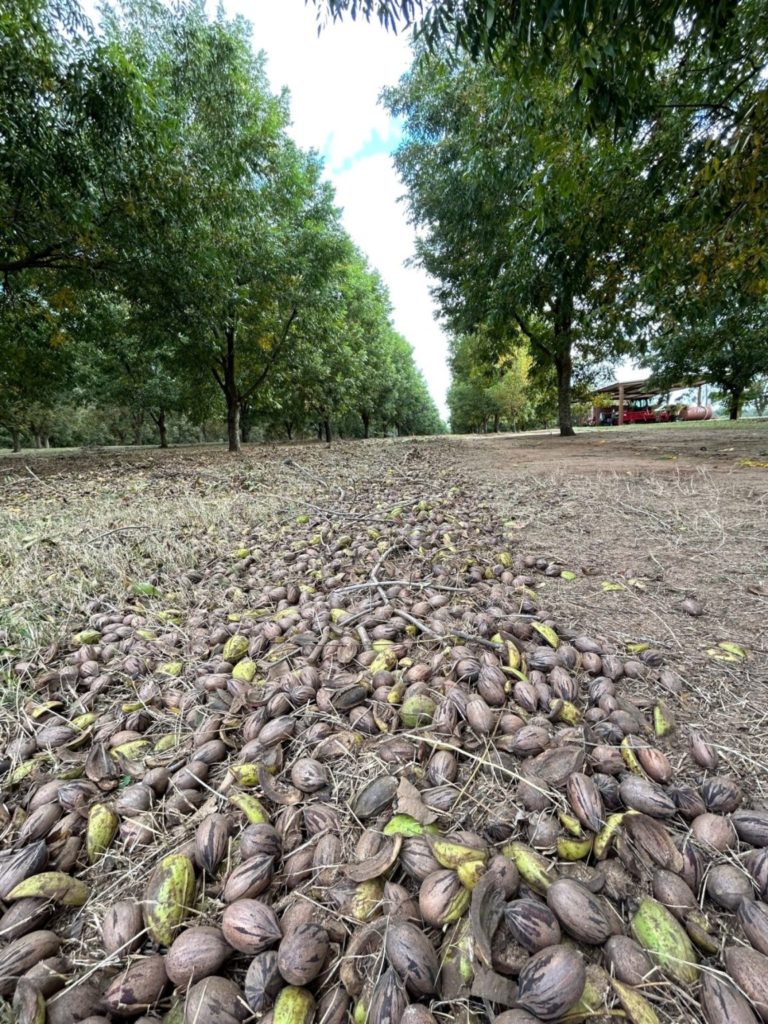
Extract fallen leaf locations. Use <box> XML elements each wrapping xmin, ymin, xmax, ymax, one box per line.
<box><xmin>396</xmin><ymin>776</ymin><xmax>439</xmax><ymax>825</ymax></box>
<box><xmin>717</xmin><ymin>641</ymin><xmax>747</xmax><ymax>658</ymax></box>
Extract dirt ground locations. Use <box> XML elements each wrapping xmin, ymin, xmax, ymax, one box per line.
<box><xmin>1</xmin><ymin>421</ymin><xmax>767</xmax><ymax>1024</ymax></box>
<box><xmin>449</xmin><ymin>427</ymin><xmax>768</xmax><ymax>790</ymax></box>
<box><xmin>3</xmin><ymin>421</ymin><xmax>766</xmax><ymax>778</ymax></box>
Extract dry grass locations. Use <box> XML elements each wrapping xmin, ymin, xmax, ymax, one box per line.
<box><xmin>0</xmin><ymin>456</ymin><xmax>292</xmax><ymax>663</ymax></box>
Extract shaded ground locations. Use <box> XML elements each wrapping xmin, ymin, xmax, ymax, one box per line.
<box><xmin>3</xmin><ymin>418</ymin><xmax>768</xmax><ymax>479</ymax></box>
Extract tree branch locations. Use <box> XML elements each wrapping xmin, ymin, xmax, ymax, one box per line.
<box><xmin>0</xmin><ymin>245</ymin><xmax>103</xmax><ymax>275</ymax></box>
<box><xmin>240</xmin><ymin>307</ymin><xmax>299</xmax><ymax>401</ymax></box>
<box><xmin>512</xmin><ymin>310</ymin><xmax>553</xmax><ymax>357</ymax></box>
<box><xmin>657</xmin><ymin>102</ymin><xmax>737</xmax><ymax>117</ymax></box>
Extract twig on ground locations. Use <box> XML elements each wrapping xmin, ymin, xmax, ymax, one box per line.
<box><xmin>394</xmin><ymin>607</ymin><xmax>506</xmax><ymax>651</ymax></box>
<box><xmin>333</xmin><ymin>579</ymin><xmax>471</xmax><ymax>595</ymax></box>
<box><xmin>85</xmin><ymin>526</ymin><xmax>153</xmax><ymax>543</ymax></box>
<box><xmin>306</xmin><ymin>626</ymin><xmax>332</xmax><ymax>666</ymax></box>
<box><xmin>400</xmin><ymin>731</ymin><xmax>565</xmax><ymax>806</ymax></box>
<box><xmin>371</xmin><ymin>543</ymin><xmax>406</xmax><ymax>582</ymax></box>
<box><xmin>282</xmin><ymin>457</ymin><xmax>345</xmax><ymax>500</ymax></box>
<box><xmin>24</xmin><ymin>464</ymin><xmax>46</xmax><ymax>485</ymax></box>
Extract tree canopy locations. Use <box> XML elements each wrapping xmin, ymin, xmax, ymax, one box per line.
<box><xmin>4</xmin><ymin>0</ymin><xmax>766</xmax><ymax>449</ymax></box>
<box><xmin>310</xmin><ymin>0</ymin><xmax>744</xmax><ymax>122</ymax></box>
<box><xmin>384</xmin><ymin>45</ymin><xmax>643</xmax><ymax>434</ymax></box>
<box><xmin>644</xmin><ymin>293</ymin><xmax>768</xmax><ymax>420</ymax></box>
<box><xmin>380</xmin><ymin>0</ymin><xmax>768</xmax><ymax>433</ymax></box>
<box><xmin>0</xmin><ymin>0</ymin><xmax>443</xmax><ymax>451</ymax></box>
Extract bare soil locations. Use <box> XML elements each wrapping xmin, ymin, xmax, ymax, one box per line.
<box><xmin>446</xmin><ymin>426</ymin><xmax>768</xmax><ymax>791</ymax></box>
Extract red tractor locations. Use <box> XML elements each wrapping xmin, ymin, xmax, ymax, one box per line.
<box><xmin>589</xmin><ymin>397</ymin><xmax>672</xmax><ymax>425</ymax></box>
<box><xmin>616</xmin><ymin>399</ymin><xmax>668</xmax><ymax>424</ymax></box>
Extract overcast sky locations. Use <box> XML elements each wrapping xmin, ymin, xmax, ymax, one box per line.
<box><xmin>220</xmin><ymin>0</ymin><xmax>452</xmax><ymax>416</ymax></box>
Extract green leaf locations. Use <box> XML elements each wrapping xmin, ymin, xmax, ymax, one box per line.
<box><xmin>131</xmin><ymin>581</ymin><xmax>160</xmax><ymax>597</ymax></box>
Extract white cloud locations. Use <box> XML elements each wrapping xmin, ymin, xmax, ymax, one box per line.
<box><xmin>614</xmin><ymin>359</ymin><xmax>650</xmax><ymax>383</ymax></box>
<box><xmin>241</xmin><ymin>0</ymin><xmax>409</xmax><ymax>166</ymax></box>
<box><xmin>333</xmin><ymin>154</ymin><xmax>451</xmax><ymax>407</ymax></box>
<box><xmin>226</xmin><ymin>0</ymin><xmax>451</xmax><ymax>416</ymax></box>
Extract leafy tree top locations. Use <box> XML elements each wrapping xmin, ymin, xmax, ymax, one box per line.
<box><xmin>308</xmin><ymin>0</ymin><xmax>743</xmax><ymax>121</ymax></box>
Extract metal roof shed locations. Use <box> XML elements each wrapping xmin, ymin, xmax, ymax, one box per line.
<box><xmin>592</xmin><ymin>376</ymin><xmax>706</xmax><ymax>424</ymax></box>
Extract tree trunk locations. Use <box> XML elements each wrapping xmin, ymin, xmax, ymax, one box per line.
<box><xmin>285</xmin><ymin>421</ymin><xmax>293</xmax><ymax>440</ymax></box>
<box><xmin>554</xmin><ymin>347</ymin><xmax>575</xmax><ymax>436</ymax></box>
<box><xmin>323</xmin><ymin>419</ymin><xmax>332</xmax><ymax>444</ymax></box>
<box><xmin>11</xmin><ymin>428</ymin><xmax>21</xmax><ymax>452</ymax></box>
<box><xmin>224</xmin><ymin>325</ymin><xmax>241</xmax><ymax>453</ymax></box>
<box><xmin>157</xmin><ymin>409</ymin><xmax>168</xmax><ymax>449</ymax></box>
<box><xmin>240</xmin><ymin>400</ymin><xmax>252</xmax><ymax>444</ymax></box>
<box><xmin>227</xmin><ymin>399</ymin><xmax>240</xmax><ymax>452</ymax></box>
<box><xmin>553</xmin><ymin>283</ymin><xmax>576</xmax><ymax>436</ymax></box>
<box><xmin>361</xmin><ymin>410</ymin><xmax>370</xmax><ymax>439</ymax></box>
<box><xmin>728</xmin><ymin>387</ymin><xmax>743</xmax><ymax>420</ymax></box>
<box><xmin>132</xmin><ymin>411</ymin><xmax>144</xmax><ymax>446</ymax></box>
<box><xmin>317</xmin><ymin>422</ymin><xmax>323</xmax><ymax>440</ymax></box>
<box><xmin>492</xmin><ymin>413</ymin><xmax>500</xmax><ymax>433</ymax></box>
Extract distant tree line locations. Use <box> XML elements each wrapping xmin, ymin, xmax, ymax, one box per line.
<box><xmin>0</xmin><ymin>1</ymin><xmax>444</xmax><ymax>452</ymax></box>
